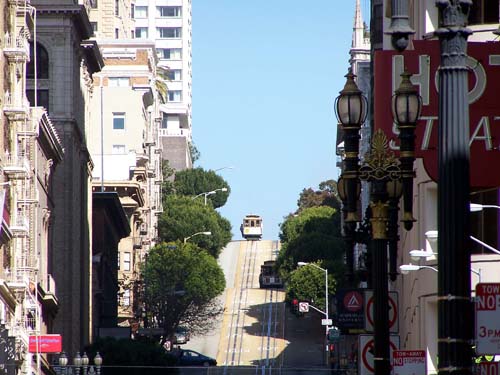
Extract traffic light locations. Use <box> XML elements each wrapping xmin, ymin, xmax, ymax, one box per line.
<box><xmin>327</xmin><ymin>326</ymin><xmax>340</xmax><ymax>342</ymax></box>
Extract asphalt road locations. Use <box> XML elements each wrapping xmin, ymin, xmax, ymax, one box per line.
<box><xmin>182</xmin><ymin>240</ymin><xmax>329</xmax><ymax>374</ymax></box>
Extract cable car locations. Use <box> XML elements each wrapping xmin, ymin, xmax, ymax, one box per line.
<box><xmin>259</xmin><ymin>260</ymin><xmax>283</xmax><ymax>288</ymax></box>
<box><xmin>240</xmin><ymin>214</ymin><xmax>263</xmax><ymax>240</ymax></box>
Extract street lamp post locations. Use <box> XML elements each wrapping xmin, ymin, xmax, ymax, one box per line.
<box><xmin>213</xmin><ymin>166</ymin><xmax>234</xmax><ymax>172</ymax></box>
<box><xmin>336</xmin><ymin>70</ymin><xmax>421</xmax><ymax>375</ymax></box>
<box><xmin>193</xmin><ymin>188</ymin><xmax>228</xmax><ymax>205</ymax></box>
<box><xmin>183</xmin><ymin>231</ymin><xmax>211</xmax><ymax>244</ymax></box>
<box><xmin>56</xmin><ymin>352</ymin><xmax>102</xmax><ymax>375</ymax></box>
<box><xmin>435</xmin><ymin>1</ymin><xmax>474</xmax><ymax>373</ymax></box>
<box><xmin>399</xmin><ymin>264</ymin><xmax>482</xmax><ymax>283</ymax></box>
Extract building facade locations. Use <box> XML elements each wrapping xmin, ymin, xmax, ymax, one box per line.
<box><xmin>87</xmin><ymin>39</ymin><xmax>163</xmax><ymax>334</ymax></box>
<box><xmin>133</xmin><ymin>0</ymin><xmax>193</xmax><ymax>171</ymax></box>
<box><xmin>375</xmin><ymin>2</ymin><xmax>500</xmax><ymax>374</ymax></box>
<box><xmin>29</xmin><ymin>0</ymin><xmax>103</xmax><ymax>359</ymax></box>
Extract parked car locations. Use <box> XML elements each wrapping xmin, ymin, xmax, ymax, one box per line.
<box><xmin>175</xmin><ymin>349</ymin><xmax>217</xmax><ymax>367</ymax></box>
<box><xmin>172</xmin><ymin>326</ymin><xmax>190</xmax><ymax>344</ymax></box>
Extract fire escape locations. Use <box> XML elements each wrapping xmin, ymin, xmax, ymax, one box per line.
<box><xmin>2</xmin><ymin>1</ymin><xmax>41</xmax><ymax>372</ymax></box>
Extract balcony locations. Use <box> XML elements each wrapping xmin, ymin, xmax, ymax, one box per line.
<box><xmin>159</xmin><ymin>128</ymin><xmax>189</xmax><ymax>137</ymax></box>
<box><xmin>38</xmin><ymin>274</ymin><xmax>58</xmax><ymax>311</ymax></box>
<box><xmin>3</xmin><ymin>92</ymin><xmax>30</xmax><ymax>119</ymax></box>
<box><xmin>9</xmin><ymin>214</ymin><xmax>29</xmax><ymax>235</ymax></box>
<box><xmin>133</xmin><ymin>237</ymin><xmax>142</xmax><ymax>250</ymax></box>
<box><xmin>3</xmin><ymin>31</ymin><xmax>29</xmax><ymax>62</ymax></box>
<box><xmin>3</xmin><ymin>153</ymin><xmax>30</xmax><ymax>177</ymax></box>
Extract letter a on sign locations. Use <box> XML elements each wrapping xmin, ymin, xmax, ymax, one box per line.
<box><xmin>344</xmin><ymin>291</ymin><xmax>363</xmax><ymax>312</ymax></box>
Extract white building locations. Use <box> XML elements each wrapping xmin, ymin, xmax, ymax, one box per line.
<box><xmin>133</xmin><ymin>0</ymin><xmax>193</xmax><ymax>170</ymax></box>
<box><xmin>88</xmin><ymin>39</ymin><xmax>163</xmax><ymax>331</ymax></box>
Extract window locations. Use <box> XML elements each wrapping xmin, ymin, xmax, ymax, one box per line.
<box><xmin>162</xmin><ymin>115</ymin><xmax>179</xmax><ymax>128</ymax></box>
<box><xmin>123</xmin><ymin>252</ymin><xmax>131</xmax><ymax>271</ymax></box>
<box><xmin>27</xmin><ymin>42</ymin><xmax>49</xmax><ymax>79</ymax></box>
<box><xmin>109</xmin><ymin>77</ymin><xmax>129</xmax><ymax>87</ymax></box>
<box><xmin>168</xmin><ymin>90</ymin><xmax>182</xmax><ymax>102</ymax></box>
<box><xmin>135</xmin><ymin>6</ymin><xmax>148</xmax><ymax>18</ymax></box>
<box><xmin>157</xmin><ymin>27</ymin><xmax>182</xmax><ymax>38</ymax></box>
<box><xmin>115</xmin><ymin>0</ymin><xmax>119</xmax><ymax>16</ymax></box>
<box><xmin>469</xmin><ymin>0</ymin><xmax>499</xmax><ymax>25</ymax></box>
<box><xmin>91</xmin><ymin>22</ymin><xmax>98</xmax><ymax>36</ymax></box>
<box><xmin>167</xmin><ymin>70</ymin><xmax>182</xmax><ymax>81</ymax></box>
<box><xmin>113</xmin><ymin>113</ymin><xmax>125</xmax><ymax>130</ymax></box>
<box><xmin>130</xmin><ymin>3</ymin><xmax>134</xmax><ymax>18</ymax></box>
<box><xmin>122</xmin><ymin>289</ymin><xmax>130</xmax><ymax>306</ymax></box>
<box><xmin>26</xmin><ymin>89</ymin><xmax>49</xmax><ymax>111</ymax></box>
<box><xmin>157</xmin><ymin>6</ymin><xmax>182</xmax><ymax>17</ymax></box>
<box><xmin>157</xmin><ymin>48</ymin><xmax>182</xmax><ymax>60</ymax></box>
<box><xmin>115</xmin><ymin>28</ymin><xmax>119</xmax><ymax>39</ymax></box>
<box><xmin>135</xmin><ymin>27</ymin><xmax>148</xmax><ymax>38</ymax></box>
<box><xmin>112</xmin><ymin>145</ymin><xmax>126</xmax><ymax>154</ymax></box>
<box><xmin>91</xmin><ymin>0</ymin><xmax>97</xmax><ymax>8</ymax></box>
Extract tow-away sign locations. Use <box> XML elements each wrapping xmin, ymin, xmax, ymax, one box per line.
<box><xmin>475</xmin><ymin>283</ymin><xmax>500</xmax><ymax>355</ymax></box>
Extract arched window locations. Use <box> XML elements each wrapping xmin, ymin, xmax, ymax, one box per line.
<box><xmin>27</xmin><ymin>42</ymin><xmax>49</xmax><ymax>79</ymax></box>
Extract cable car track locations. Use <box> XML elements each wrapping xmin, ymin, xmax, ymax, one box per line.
<box><xmin>220</xmin><ymin>240</ymin><xmax>286</xmax><ymax>374</ymax></box>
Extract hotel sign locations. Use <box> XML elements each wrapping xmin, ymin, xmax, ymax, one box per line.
<box><xmin>374</xmin><ymin>40</ymin><xmax>500</xmax><ymax>187</ymax></box>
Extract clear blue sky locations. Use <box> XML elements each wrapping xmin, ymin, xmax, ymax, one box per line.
<box><xmin>192</xmin><ymin>1</ymin><xmax>369</xmax><ymax>241</ymax></box>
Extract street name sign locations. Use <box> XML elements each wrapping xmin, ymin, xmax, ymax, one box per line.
<box><xmin>475</xmin><ymin>283</ymin><xmax>500</xmax><ymax>355</ymax></box>
<box><xmin>322</xmin><ymin>319</ymin><xmax>333</xmax><ymax>326</ymax></box>
<box><xmin>392</xmin><ymin>350</ymin><xmax>426</xmax><ymax>375</ymax></box>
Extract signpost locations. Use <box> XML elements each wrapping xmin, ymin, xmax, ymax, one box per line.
<box><xmin>28</xmin><ymin>334</ymin><xmax>62</xmax><ymax>353</ymax></box>
<box><xmin>374</xmin><ymin>40</ymin><xmax>500</xmax><ymax>188</ymax></box>
<box><xmin>359</xmin><ymin>334</ymin><xmax>400</xmax><ymax>375</ymax></box>
<box><xmin>298</xmin><ymin>301</ymin><xmax>309</xmax><ymax>313</ymax></box>
<box><xmin>336</xmin><ymin>289</ymin><xmax>365</xmax><ymax>332</ymax></box>
<box><xmin>364</xmin><ymin>290</ymin><xmax>399</xmax><ymax>333</ymax></box>
<box><xmin>392</xmin><ymin>350</ymin><xmax>426</xmax><ymax>375</ymax></box>
<box><xmin>475</xmin><ymin>362</ymin><xmax>500</xmax><ymax>375</ymax></box>
<box><xmin>475</xmin><ymin>283</ymin><xmax>500</xmax><ymax>354</ymax></box>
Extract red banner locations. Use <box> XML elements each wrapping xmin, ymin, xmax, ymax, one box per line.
<box><xmin>374</xmin><ymin>40</ymin><xmax>500</xmax><ymax>187</ymax></box>
<box><xmin>29</xmin><ymin>334</ymin><xmax>62</xmax><ymax>353</ymax></box>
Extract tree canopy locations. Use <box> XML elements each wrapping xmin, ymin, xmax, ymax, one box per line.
<box><xmin>142</xmin><ymin>242</ymin><xmax>226</xmax><ymax>342</ymax></box>
<box><xmin>173</xmin><ymin>167</ymin><xmax>230</xmax><ymax>208</ymax></box>
<box><xmin>287</xmin><ymin>262</ymin><xmax>336</xmax><ymax>310</ymax></box>
<box><xmin>158</xmin><ymin>195</ymin><xmax>231</xmax><ymax>258</ymax></box>
<box><xmin>296</xmin><ymin>179</ymin><xmax>341</xmax><ymax>212</ymax></box>
<box><xmin>277</xmin><ymin>181</ymin><xmax>346</xmax><ymax>304</ymax></box>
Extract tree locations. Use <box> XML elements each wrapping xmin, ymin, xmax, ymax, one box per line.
<box><xmin>277</xmin><ymin>181</ymin><xmax>346</xmax><ymax>300</ymax></box>
<box><xmin>297</xmin><ymin>179</ymin><xmax>341</xmax><ymax>212</ymax></box>
<box><xmin>188</xmin><ymin>142</ymin><xmax>201</xmax><ymax>164</ymax></box>
<box><xmin>161</xmin><ymin>159</ymin><xmax>175</xmax><ymax>197</ymax></box>
<box><xmin>154</xmin><ymin>66</ymin><xmax>170</xmax><ymax>104</ymax></box>
<box><xmin>173</xmin><ymin>168</ymin><xmax>230</xmax><ymax>208</ymax></box>
<box><xmin>286</xmin><ymin>262</ymin><xmax>336</xmax><ymax>311</ymax></box>
<box><xmin>158</xmin><ymin>195</ymin><xmax>231</xmax><ymax>258</ymax></box>
<box><xmin>142</xmin><ymin>242</ymin><xmax>225</xmax><ymax>343</ymax></box>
